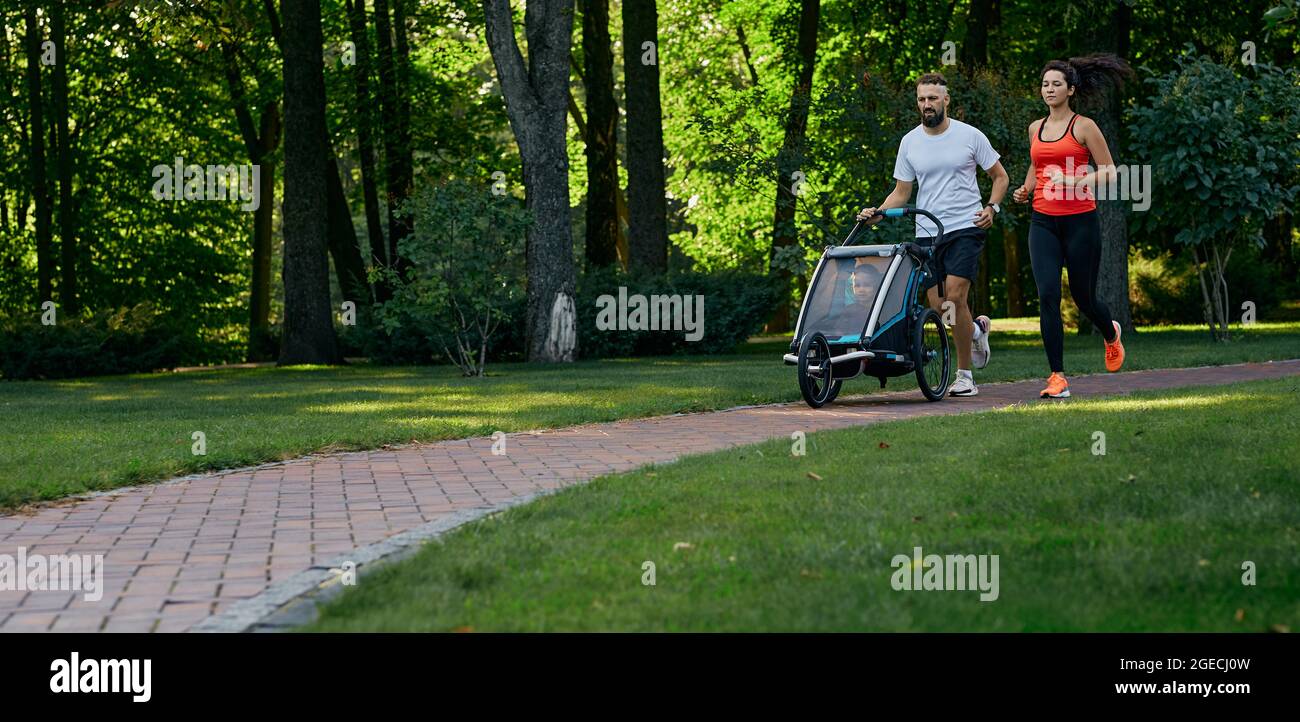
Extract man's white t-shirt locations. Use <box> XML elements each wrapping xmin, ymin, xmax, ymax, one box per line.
<box><xmin>892</xmin><ymin>118</ymin><xmax>1000</xmax><ymax>238</ymax></box>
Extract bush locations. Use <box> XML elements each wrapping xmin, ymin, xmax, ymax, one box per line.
<box><xmin>576</xmin><ymin>267</ymin><xmax>779</xmax><ymax>359</ymax></box>
<box><xmin>347</xmin><ymin>294</ymin><xmax>528</xmax><ymax>367</ymax></box>
<box><xmin>0</xmin><ymin>304</ymin><xmax>208</xmax><ymax>380</ymax></box>
<box><xmin>354</xmin><ymin>265</ymin><xmax>776</xmax><ymax>366</ymax></box>
<box><xmin>370</xmin><ymin>172</ymin><xmax>529</xmax><ymax>375</ymax></box>
<box><xmin>1129</xmin><ymin>247</ymin><xmax>1285</xmax><ymax>325</ymax></box>
<box><xmin>1129</xmin><ymin>53</ymin><xmax>1300</xmax><ymax>338</ymax></box>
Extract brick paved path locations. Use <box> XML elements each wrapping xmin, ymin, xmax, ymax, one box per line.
<box><xmin>1</xmin><ymin>361</ymin><xmax>1296</xmax><ymax>632</ymax></box>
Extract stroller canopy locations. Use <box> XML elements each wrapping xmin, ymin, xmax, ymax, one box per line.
<box><xmin>797</xmin><ymin>245</ymin><xmax>915</xmax><ymax>345</ymax></box>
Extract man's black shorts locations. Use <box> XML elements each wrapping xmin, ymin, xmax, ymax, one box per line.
<box><xmin>920</xmin><ymin>226</ymin><xmax>985</xmax><ymax>292</ymax></box>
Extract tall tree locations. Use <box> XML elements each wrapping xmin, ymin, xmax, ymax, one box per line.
<box><xmin>373</xmin><ymin>0</ymin><xmax>413</xmax><ymax>275</ymax></box>
<box><xmin>1079</xmin><ymin>0</ymin><xmax>1135</xmax><ymax>334</ymax></box>
<box><xmin>482</xmin><ymin>0</ymin><xmax>578</xmax><ymax>362</ymax></box>
<box><xmin>219</xmin><ymin>40</ymin><xmax>281</xmax><ymax>360</ymax></box>
<box><xmin>214</xmin><ymin>1</ymin><xmax>368</xmax><ymax>356</ymax></box>
<box><xmin>279</xmin><ymin>0</ymin><xmax>341</xmax><ymax>365</ymax></box>
<box><xmin>581</xmin><ymin>0</ymin><xmax>619</xmax><ymax>268</ymax></box>
<box><xmin>392</xmin><ymin>0</ymin><xmax>414</xmax><ymax>272</ymax></box>
<box><xmin>960</xmin><ymin>0</ymin><xmax>994</xmax><ymax>69</ymax></box>
<box><xmin>24</xmin><ymin>7</ymin><xmax>53</xmax><ymax>306</ymax></box>
<box><xmin>346</xmin><ymin>0</ymin><xmax>389</xmax><ymax>298</ymax></box>
<box><xmin>622</xmin><ymin>0</ymin><xmax>668</xmax><ymax>274</ymax></box>
<box><xmin>50</xmin><ymin>4</ymin><xmax>77</xmax><ymax>314</ymax></box>
<box><xmin>325</xmin><ymin>149</ymin><xmax>373</xmax><ymax>309</ymax></box>
<box><xmin>961</xmin><ymin>0</ymin><xmax>997</xmax><ymax>319</ymax></box>
<box><xmin>768</xmin><ymin>0</ymin><xmax>820</xmax><ymax>331</ymax></box>
<box><xmin>566</xmin><ymin>79</ymin><xmax>629</xmax><ymax>267</ymax></box>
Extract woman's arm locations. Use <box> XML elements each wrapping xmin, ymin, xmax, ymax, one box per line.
<box><xmin>1012</xmin><ymin>121</ymin><xmax>1039</xmax><ymax>203</ymax></box>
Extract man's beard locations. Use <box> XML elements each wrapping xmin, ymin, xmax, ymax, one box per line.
<box><xmin>922</xmin><ymin>106</ymin><xmax>945</xmax><ymax>128</ymax></box>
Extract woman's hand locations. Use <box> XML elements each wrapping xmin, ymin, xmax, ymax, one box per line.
<box><xmin>1012</xmin><ymin>185</ymin><xmax>1030</xmax><ymax>204</ymax></box>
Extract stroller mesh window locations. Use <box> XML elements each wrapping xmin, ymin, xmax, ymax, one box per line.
<box><xmin>873</xmin><ymin>255</ymin><xmax>914</xmax><ymax>330</ymax></box>
<box><xmin>799</xmin><ymin>255</ymin><xmax>892</xmax><ymax>342</ymax></box>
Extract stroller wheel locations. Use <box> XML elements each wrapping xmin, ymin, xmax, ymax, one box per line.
<box><xmin>913</xmin><ymin>307</ymin><xmax>951</xmax><ymax>401</ymax></box>
<box><xmin>798</xmin><ymin>332</ymin><xmax>837</xmax><ymax>408</ymax></box>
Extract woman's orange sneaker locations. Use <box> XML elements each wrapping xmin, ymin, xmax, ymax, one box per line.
<box><xmin>1040</xmin><ymin>372</ymin><xmax>1070</xmax><ymax>399</ymax></box>
<box><xmin>1104</xmin><ymin>321</ymin><xmax>1125</xmax><ymax>372</ymax></box>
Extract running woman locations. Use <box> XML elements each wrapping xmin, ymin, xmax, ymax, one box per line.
<box><xmin>1012</xmin><ymin>55</ymin><xmax>1131</xmax><ymax>399</ymax></box>
<box><xmin>858</xmin><ymin>72</ymin><xmax>1008</xmax><ymax>396</ymax></box>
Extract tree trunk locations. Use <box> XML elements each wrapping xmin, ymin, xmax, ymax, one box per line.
<box><xmin>346</xmin><ymin>0</ymin><xmax>389</xmax><ymax>298</ymax></box>
<box><xmin>768</xmin><ymin>0</ymin><xmax>820</xmax><ymax>332</ymax></box>
<box><xmin>960</xmin><ymin>0</ymin><xmax>993</xmax><ymax>69</ymax></box>
<box><xmin>567</xmin><ymin>85</ymin><xmax>629</xmax><ymax>269</ymax></box>
<box><xmin>373</xmin><ymin>0</ymin><xmax>413</xmax><ymax>275</ymax></box>
<box><xmin>622</xmin><ymin>0</ymin><xmax>668</xmax><ymax>274</ymax></box>
<box><xmin>51</xmin><ymin>5</ymin><xmax>77</xmax><ymax>314</ymax></box>
<box><xmin>25</xmin><ymin>8</ymin><xmax>53</xmax><ymax>306</ymax></box>
<box><xmin>251</xmin><ymin>103</ymin><xmax>280</xmax><ymax>360</ymax></box>
<box><xmin>279</xmin><ymin>0</ymin><xmax>340</xmax><ymax>365</ymax></box>
<box><xmin>220</xmin><ymin>39</ymin><xmax>282</xmax><ymax>361</ymax></box>
<box><xmin>326</xmin><ymin>150</ymin><xmax>373</xmax><ymax>309</ymax></box>
<box><xmin>1261</xmin><ymin>213</ymin><xmax>1295</xmax><ymax>283</ymax></box>
<box><xmin>1080</xmin><ymin>0</ymin><xmax>1134</xmax><ymax>334</ymax></box>
<box><xmin>581</xmin><ymin>0</ymin><xmax>620</xmax><ymax>269</ymax></box>
<box><xmin>483</xmin><ymin>0</ymin><xmax>578</xmax><ymax>363</ymax></box>
<box><xmin>1003</xmin><ymin>223</ymin><xmax>1024</xmax><ymax>316</ymax></box>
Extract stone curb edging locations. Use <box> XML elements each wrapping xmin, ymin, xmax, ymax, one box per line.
<box><xmin>188</xmin><ymin>490</ymin><xmax>561</xmax><ymax>632</ymax></box>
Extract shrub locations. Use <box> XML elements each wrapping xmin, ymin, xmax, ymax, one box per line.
<box><xmin>351</xmin><ymin>263</ymin><xmax>777</xmax><ymax>366</ymax></box>
<box><xmin>0</xmin><ymin>304</ymin><xmax>208</xmax><ymax>380</ymax></box>
<box><xmin>576</xmin><ymin>267</ymin><xmax>780</xmax><ymax>359</ymax></box>
<box><xmin>373</xmin><ymin>172</ymin><xmax>529</xmax><ymax>376</ymax></box>
<box><xmin>1129</xmin><ymin>247</ymin><xmax>1285</xmax><ymax>325</ymax></box>
<box><xmin>1129</xmin><ymin>52</ymin><xmax>1300</xmax><ymax>339</ymax></box>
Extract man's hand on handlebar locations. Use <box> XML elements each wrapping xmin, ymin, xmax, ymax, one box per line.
<box><xmin>855</xmin><ymin>206</ymin><xmax>883</xmax><ymax>225</ymax></box>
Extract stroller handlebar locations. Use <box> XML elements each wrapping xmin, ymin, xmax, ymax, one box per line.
<box><xmin>842</xmin><ymin>206</ymin><xmax>946</xmax><ymax>246</ymax></box>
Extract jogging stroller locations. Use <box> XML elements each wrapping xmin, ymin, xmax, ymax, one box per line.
<box><xmin>783</xmin><ymin>207</ymin><xmax>953</xmax><ymax>408</ymax></box>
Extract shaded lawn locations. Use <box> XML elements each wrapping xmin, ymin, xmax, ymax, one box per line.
<box><xmin>1</xmin><ymin>320</ymin><xmax>1297</xmax><ymax>509</ymax></box>
<box><xmin>304</xmin><ymin>378</ymin><xmax>1300</xmax><ymax>632</ymax></box>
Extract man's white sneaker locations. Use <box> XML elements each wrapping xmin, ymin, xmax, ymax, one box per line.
<box><xmin>949</xmin><ymin>374</ymin><xmax>978</xmax><ymax>397</ymax></box>
<box><xmin>972</xmin><ymin>315</ymin><xmax>991</xmax><ymax>369</ymax></box>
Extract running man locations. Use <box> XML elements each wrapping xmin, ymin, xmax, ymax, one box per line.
<box><xmin>1012</xmin><ymin>55</ymin><xmax>1130</xmax><ymax>398</ymax></box>
<box><xmin>857</xmin><ymin>72</ymin><xmax>1009</xmax><ymax>396</ymax></box>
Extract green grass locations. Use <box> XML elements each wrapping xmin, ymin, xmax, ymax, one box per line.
<box><xmin>1</xmin><ymin>320</ymin><xmax>1298</xmax><ymax>509</ymax></box>
<box><xmin>303</xmin><ymin>378</ymin><xmax>1300</xmax><ymax>632</ymax></box>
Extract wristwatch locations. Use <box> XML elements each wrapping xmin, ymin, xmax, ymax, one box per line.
<box><xmin>988</xmin><ymin>203</ymin><xmax>1000</xmax><ymax>214</ymax></box>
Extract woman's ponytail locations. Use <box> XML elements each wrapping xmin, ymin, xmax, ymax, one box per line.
<box><xmin>1042</xmin><ymin>53</ymin><xmax>1135</xmax><ymax>106</ymax></box>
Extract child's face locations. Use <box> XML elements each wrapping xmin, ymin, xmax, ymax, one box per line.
<box><xmin>850</xmin><ymin>267</ymin><xmax>876</xmax><ymax>302</ymax></box>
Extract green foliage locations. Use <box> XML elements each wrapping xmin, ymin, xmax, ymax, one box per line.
<box><xmin>1129</xmin><ymin>246</ymin><xmax>1287</xmax><ymax>324</ymax></box>
<box><xmin>576</xmin><ymin>266</ymin><xmax>780</xmax><ymax>358</ymax></box>
<box><xmin>2</xmin><ymin>0</ymin><xmax>1299</xmax><ymax>376</ymax></box>
<box><xmin>374</xmin><ymin>172</ymin><xmax>529</xmax><ymax>376</ymax></box>
<box><xmin>686</xmin><ymin>65</ymin><xmax>1039</xmax><ymax>278</ymax></box>
<box><xmin>1129</xmin><ymin>51</ymin><xmax>1300</xmax><ymax>336</ymax></box>
<box><xmin>0</xmin><ymin>303</ymin><xmax>216</xmax><ymax>380</ymax></box>
<box><xmin>1130</xmin><ymin>52</ymin><xmax>1300</xmax><ymax>250</ymax></box>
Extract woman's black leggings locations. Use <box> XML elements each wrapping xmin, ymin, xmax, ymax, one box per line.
<box><xmin>1029</xmin><ymin>210</ymin><xmax>1116</xmax><ymax>373</ymax></box>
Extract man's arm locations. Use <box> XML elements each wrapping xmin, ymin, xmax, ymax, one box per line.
<box><xmin>856</xmin><ymin>179</ymin><xmax>913</xmax><ymax>224</ymax></box>
<box><xmin>974</xmin><ymin>161</ymin><xmax>1009</xmax><ymax>229</ymax></box>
